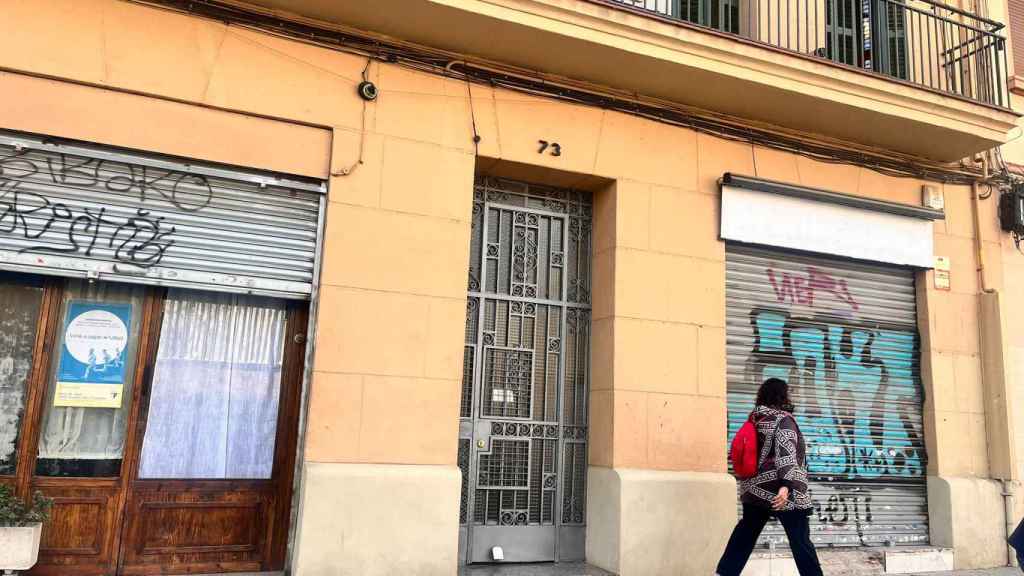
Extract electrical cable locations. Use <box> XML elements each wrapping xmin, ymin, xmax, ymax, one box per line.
<box><xmin>331</xmin><ymin>58</ymin><xmax>372</xmax><ymax>177</ymax></box>
<box><xmin>456</xmin><ymin>61</ymin><xmax>482</xmax><ymax>154</ymax></box>
<box><xmin>135</xmin><ymin>0</ymin><xmax>1011</xmax><ymax>188</ymax></box>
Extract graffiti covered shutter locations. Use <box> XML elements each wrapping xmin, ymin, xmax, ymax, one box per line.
<box><xmin>726</xmin><ymin>244</ymin><xmax>927</xmax><ymax>547</ymax></box>
<box><xmin>0</xmin><ymin>131</ymin><xmax>324</xmax><ymax>299</ymax></box>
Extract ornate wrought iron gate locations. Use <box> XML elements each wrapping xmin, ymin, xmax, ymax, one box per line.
<box><xmin>459</xmin><ymin>177</ymin><xmax>592</xmax><ymax>564</ymax></box>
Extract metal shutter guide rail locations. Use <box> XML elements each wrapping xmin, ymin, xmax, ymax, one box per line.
<box><xmin>721</xmin><ymin>173</ymin><xmax>945</xmax><ymax>221</ymax></box>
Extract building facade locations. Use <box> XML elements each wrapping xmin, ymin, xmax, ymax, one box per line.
<box><xmin>0</xmin><ymin>0</ymin><xmax>1022</xmax><ymax>574</ymax></box>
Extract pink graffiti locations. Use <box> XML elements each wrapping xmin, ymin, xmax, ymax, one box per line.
<box><xmin>766</xmin><ymin>266</ymin><xmax>860</xmax><ymax>311</ymax></box>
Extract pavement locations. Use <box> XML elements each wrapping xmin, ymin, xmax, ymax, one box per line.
<box><xmin>459</xmin><ymin>563</ymin><xmax>612</xmax><ymax>575</ymax></box>
<box><xmin>458</xmin><ymin>563</ymin><xmax>1022</xmax><ymax>576</ymax></box>
<box><xmin>900</xmin><ymin>571</ymin><xmax>1020</xmax><ymax>576</ymax></box>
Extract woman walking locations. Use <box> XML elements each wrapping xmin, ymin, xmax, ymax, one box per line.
<box><xmin>716</xmin><ymin>378</ymin><xmax>823</xmax><ymax>576</ymax></box>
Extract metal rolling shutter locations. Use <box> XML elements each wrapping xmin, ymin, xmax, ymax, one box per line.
<box><xmin>726</xmin><ymin>244</ymin><xmax>928</xmax><ymax>547</ymax></box>
<box><xmin>0</xmin><ymin>131</ymin><xmax>325</xmax><ymax>299</ymax></box>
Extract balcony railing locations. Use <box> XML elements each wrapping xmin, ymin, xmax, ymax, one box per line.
<box><xmin>607</xmin><ymin>0</ymin><xmax>1010</xmax><ymax>107</ymax></box>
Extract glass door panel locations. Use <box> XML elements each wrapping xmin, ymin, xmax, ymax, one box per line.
<box><xmin>138</xmin><ymin>289</ymin><xmax>288</xmax><ymax>480</ymax></box>
<box><xmin>0</xmin><ymin>273</ymin><xmax>45</xmax><ymax>476</ymax></box>
<box><xmin>34</xmin><ymin>280</ymin><xmax>145</xmax><ymax>478</ymax></box>
<box><xmin>119</xmin><ymin>290</ymin><xmax>303</xmax><ymax>575</ymax></box>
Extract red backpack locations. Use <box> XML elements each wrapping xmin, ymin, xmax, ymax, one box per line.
<box><xmin>730</xmin><ymin>415</ymin><xmax>759</xmax><ymax>479</ymax></box>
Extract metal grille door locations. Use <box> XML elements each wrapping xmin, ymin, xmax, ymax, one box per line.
<box><xmin>726</xmin><ymin>245</ymin><xmax>928</xmax><ymax>547</ymax></box>
<box><xmin>459</xmin><ymin>177</ymin><xmax>591</xmax><ymax>564</ymax></box>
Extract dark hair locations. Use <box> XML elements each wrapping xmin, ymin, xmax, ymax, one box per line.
<box><xmin>756</xmin><ymin>378</ymin><xmax>794</xmax><ymax>412</ymax></box>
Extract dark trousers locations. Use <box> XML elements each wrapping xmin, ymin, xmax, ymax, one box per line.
<box><xmin>1008</xmin><ymin>517</ymin><xmax>1024</xmax><ymax>572</ymax></box>
<box><xmin>716</xmin><ymin>504</ymin><xmax>824</xmax><ymax>576</ymax></box>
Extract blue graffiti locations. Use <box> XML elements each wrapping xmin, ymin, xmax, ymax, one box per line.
<box><xmin>734</xmin><ymin>308</ymin><xmax>924</xmax><ymax>479</ymax></box>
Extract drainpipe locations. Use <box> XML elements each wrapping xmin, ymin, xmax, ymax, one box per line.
<box><xmin>1005</xmin><ymin>480</ymin><xmax>1018</xmax><ymax>567</ymax></box>
<box><xmin>971</xmin><ymin>153</ymin><xmax>1018</xmax><ymax>567</ymax></box>
<box><xmin>971</xmin><ymin>153</ymin><xmax>994</xmax><ymax>295</ymax></box>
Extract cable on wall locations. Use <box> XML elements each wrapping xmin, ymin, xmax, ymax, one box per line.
<box><xmin>448</xmin><ymin>61</ymin><xmax>482</xmax><ymax>155</ymax></box>
<box><xmin>134</xmin><ymin>0</ymin><xmax>1011</xmax><ymax>188</ymax></box>
<box><xmin>331</xmin><ymin>58</ymin><xmax>373</xmax><ymax>178</ymax></box>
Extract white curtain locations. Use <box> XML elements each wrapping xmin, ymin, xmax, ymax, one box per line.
<box><xmin>37</xmin><ymin>282</ymin><xmax>143</xmax><ymax>469</ymax></box>
<box><xmin>37</xmin><ymin>407</ymin><xmax>131</xmax><ymax>461</ymax></box>
<box><xmin>138</xmin><ymin>289</ymin><xmax>286</xmax><ymax>479</ymax></box>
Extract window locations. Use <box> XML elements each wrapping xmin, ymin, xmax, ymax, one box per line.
<box><xmin>677</xmin><ymin>0</ymin><xmax>741</xmax><ymax>33</ymax></box>
<box><xmin>875</xmin><ymin>0</ymin><xmax>908</xmax><ymax>80</ymax></box>
<box><xmin>710</xmin><ymin>0</ymin><xmax>741</xmax><ymax>34</ymax></box>
<box><xmin>0</xmin><ymin>274</ymin><xmax>44</xmax><ymax>475</ymax></box>
<box><xmin>827</xmin><ymin>0</ymin><xmax>862</xmax><ymax>67</ymax></box>
<box><xmin>1010</xmin><ymin>0</ymin><xmax>1024</xmax><ymax>82</ymax></box>
<box><xmin>825</xmin><ymin>0</ymin><xmax>907</xmax><ymax>79</ymax></box>
<box><xmin>610</xmin><ymin>0</ymin><xmax>740</xmax><ymax>33</ymax></box>
<box><xmin>35</xmin><ymin>281</ymin><xmax>145</xmax><ymax>477</ymax></box>
<box><xmin>138</xmin><ymin>290</ymin><xmax>287</xmax><ymax>480</ymax></box>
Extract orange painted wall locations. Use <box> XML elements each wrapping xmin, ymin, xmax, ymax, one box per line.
<box><xmin>0</xmin><ymin>0</ymin><xmax>1008</xmax><ymax>480</ymax></box>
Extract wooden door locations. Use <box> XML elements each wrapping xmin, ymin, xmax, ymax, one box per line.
<box><xmin>0</xmin><ymin>278</ymin><xmax>307</xmax><ymax>576</ymax></box>
<box><xmin>23</xmin><ymin>280</ymin><xmax>156</xmax><ymax>576</ymax></box>
<box><xmin>116</xmin><ymin>291</ymin><xmax>307</xmax><ymax>575</ymax></box>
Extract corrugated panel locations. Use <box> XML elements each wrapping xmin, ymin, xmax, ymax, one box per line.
<box><xmin>0</xmin><ymin>131</ymin><xmax>325</xmax><ymax>299</ymax></box>
<box><xmin>726</xmin><ymin>244</ymin><xmax>928</xmax><ymax>547</ymax></box>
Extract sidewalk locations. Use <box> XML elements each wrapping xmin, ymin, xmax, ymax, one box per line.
<box><xmin>460</xmin><ymin>563</ymin><xmax>611</xmax><ymax>575</ymax></box>
<box><xmin>905</xmin><ymin>565</ymin><xmax>1024</xmax><ymax>569</ymax></box>
<box><xmin>458</xmin><ymin>563</ymin><xmax>1021</xmax><ymax>576</ymax></box>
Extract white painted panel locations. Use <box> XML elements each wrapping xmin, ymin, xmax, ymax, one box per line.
<box><xmin>721</xmin><ymin>186</ymin><xmax>934</xmax><ymax>268</ymax></box>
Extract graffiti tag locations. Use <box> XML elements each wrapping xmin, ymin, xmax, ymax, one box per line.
<box><xmin>742</xmin><ymin>307</ymin><xmax>923</xmax><ymax>478</ymax></box>
<box><xmin>767</xmin><ymin>266</ymin><xmax>860</xmax><ymax>311</ymax></box>
<box><xmin>0</xmin><ymin>148</ymin><xmax>212</xmax><ymax>270</ymax></box>
<box><xmin>0</xmin><ymin>149</ymin><xmax>213</xmax><ymax>212</ymax></box>
<box><xmin>0</xmin><ymin>186</ymin><xmax>175</xmax><ymax>270</ymax></box>
<box><xmin>734</xmin><ymin>264</ymin><xmax>926</xmax><ymax>545</ymax></box>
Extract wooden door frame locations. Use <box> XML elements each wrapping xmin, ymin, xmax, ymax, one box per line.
<box><xmin>116</xmin><ymin>296</ymin><xmax>309</xmax><ymax>574</ymax></box>
<box><xmin>109</xmin><ymin>290</ymin><xmax>166</xmax><ymax>574</ymax></box>
<box><xmin>9</xmin><ymin>276</ymin><xmax>61</xmax><ymax>498</ymax></box>
<box><xmin>3</xmin><ymin>279</ymin><xmax>309</xmax><ymax>576</ymax></box>
<box><xmin>118</xmin><ymin>287</ymin><xmax>167</xmax><ymax>492</ymax></box>
<box><xmin>0</xmin><ymin>276</ymin><xmax>58</xmax><ymax>498</ymax></box>
<box><xmin>268</xmin><ymin>302</ymin><xmax>308</xmax><ymax>569</ymax></box>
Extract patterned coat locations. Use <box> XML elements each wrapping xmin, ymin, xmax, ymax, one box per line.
<box><xmin>739</xmin><ymin>406</ymin><xmax>813</xmax><ymax>512</ymax></box>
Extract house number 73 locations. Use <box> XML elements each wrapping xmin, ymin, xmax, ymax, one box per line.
<box><xmin>537</xmin><ymin>140</ymin><xmax>562</xmax><ymax>156</ymax></box>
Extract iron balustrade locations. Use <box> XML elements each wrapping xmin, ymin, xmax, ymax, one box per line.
<box><xmin>606</xmin><ymin>0</ymin><xmax>1010</xmax><ymax>107</ymax></box>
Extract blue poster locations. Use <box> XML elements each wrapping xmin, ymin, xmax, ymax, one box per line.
<box><xmin>54</xmin><ymin>301</ymin><xmax>133</xmax><ymax>408</ymax></box>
